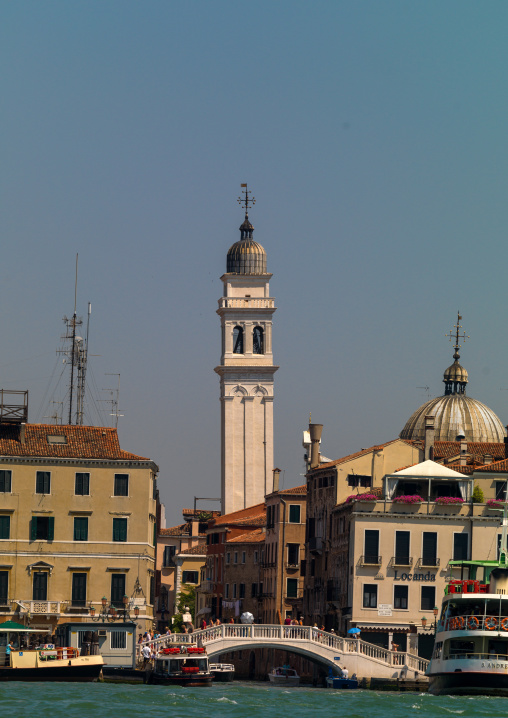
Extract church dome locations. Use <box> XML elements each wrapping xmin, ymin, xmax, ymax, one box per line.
<box><xmin>400</xmin><ymin>315</ymin><xmax>505</xmax><ymax>443</ymax></box>
<box><xmin>226</xmin><ymin>215</ymin><xmax>267</xmax><ymax>274</ymax></box>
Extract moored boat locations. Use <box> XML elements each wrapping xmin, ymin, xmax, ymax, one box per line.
<box><xmin>268</xmin><ymin>665</ymin><xmax>300</xmax><ymax>686</ymax></box>
<box><xmin>146</xmin><ymin>643</ymin><xmax>213</xmax><ymax>686</ymax></box>
<box><xmin>209</xmin><ymin>662</ymin><xmax>235</xmax><ymax>682</ymax></box>
<box><xmin>427</xmin><ymin>501</ymin><xmax>508</xmax><ymax>696</ymax></box>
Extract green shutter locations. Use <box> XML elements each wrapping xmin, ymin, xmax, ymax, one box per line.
<box><xmin>113</xmin><ymin>518</ymin><xmax>127</xmax><ymax>542</ymax></box>
<box><xmin>30</xmin><ymin>517</ymin><xmax>37</xmax><ymax>541</ymax></box>
<box><xmin>47</xmin><ymin>516</ymin><xmax>55</xmax><ymax>541</ymax></box>
<box><xmin>153</xmin><ymin>521</ymin><xmax>156</xmax><ymax>546</ymax></box>
<box><xmin>0</xmin><ymin>516</ymin><xmax>9</xmax><ymax>540</ymax></box>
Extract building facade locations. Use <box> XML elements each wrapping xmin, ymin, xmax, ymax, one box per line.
<box><xmin>0</xmin><ymin>423</ymin><xmax>158</xmax><ymax>635</ymax></box>
<box><xmin>215</xmin><ymin>196</ymin><xmax>278</xmax><ymax>514</ymax></box>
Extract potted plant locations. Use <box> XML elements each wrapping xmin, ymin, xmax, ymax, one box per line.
<box><xmin>346</xmin><ymin>493</ymin><xmax>378</xmax><ymax>503</ymax></box>
<box><xmin>434</xmin><ymin>496</ymin><xmax>464</xmax><ymax>505</ymax></box>
<box><xmin>392</xmin><ymin>495</ymin><xmax>424</xmax><ymax>504</ymax></box>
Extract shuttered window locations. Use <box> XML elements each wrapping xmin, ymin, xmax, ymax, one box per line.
<box><xmin>364</xmin><ymin>530</ymin><xmax>379</xmax><ymax>564</ymax></box>
<box><xmin>422</xmin><ymin>532</ymin><xmax>437</xmax><ymax>566</ymax></box>
<box><xmin>33</xmin><ymin>571</ymin><xmax>48</xmax><ymax>600</ymax></box>
<box><xmin>395</xmin><ymin>531</ymin><xmax>410</xmax><ymax>564</ymax></box>
<box><xmin>72</xmin><ymin>573</ymin><xmax>87</xmax><ymax>606</ymax></box>
<box><xmin>0</xmin><ymin>516</ymin><xmax>10</xmax><ymax>540</ymax></box>
<box><xmin>0</xmin><ymin>571</ymin><xmax>8</xmax><ymax>604</ymax></box>
<box><xmin>289</xmin><ymin>505</ymin><xmax>301</xmax><ymax>523</ymax></box>
<box><xmin>0</xmin><ymin>471</ymin><xmax>11</xmax><ymax>493</ymax></box>
<box><xmin>287</xmin><ymin>578</ymin><xmax>298</xmax><ymax>598</ymax></box>
<box><xmin>114</xmin><ymin>474</ymin><xmax>129</xmax><ymax>496</ymax></box>
<box><xmin>74</xmin><ymin>517</ymin><xmax>88</xmax><ymax>541</ymax></box>
<box><xmin>421</xmin><ymin>586</ymin><xmax>436</xmax><ymax>611</ymax></box>
<box><xmin>36</xmin><ymin>472</ymin><xmax>51</xmax><ymax>494</ymax></box>
<box><xmin>30</xmin><ymin>516</ymin><xmax>55</xmax><ymax>541</ymax></box>
<box><xmin>453</xmin><ymin>533</ymin><xmax>468</xmax><ymax>561</ymax></box>
<box><xmin>112</xmin><ymin>518</ymin><xmax>127</xmax><ymax>542</ymax></box>
<box><xmin>75</xmin><ymin>473</ymin><xmax>90</xmax><ymax>496</ymax></box>
<box><xmin>394</xmin><ymin>585</ymin><xmax>408</xmax><ymax>609</ymax></box>
<box><xmin>111</xmin><ymin>574</ymin><xmax>126</xmax><ymax>607</ymax></box>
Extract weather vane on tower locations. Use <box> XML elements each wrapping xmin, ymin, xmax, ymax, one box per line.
<box><xmin>237</xmin><ymin>183</ymin><xmax>256</xmax><ymax>218</ymax></box>
<box><xmin>446</xmin><ymin>311</ymin><xmax>470</xmax><ymax>360</ymax></box>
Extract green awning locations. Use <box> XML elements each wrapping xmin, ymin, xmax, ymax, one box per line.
<box><xmin>0</xmin><ymin>620</ymin><xmax>41</xmax><ymax>632</ymax></box>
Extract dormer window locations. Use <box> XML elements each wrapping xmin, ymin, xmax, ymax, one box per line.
<box><xmin>253</xmin><ymin>326</ymin><xmax>264</xmax><ymax>354</ymax></box>
<box><xmin>233</xmin><ymin>326</ymin><xmax>244</xmax><ymax>354</ymax></box>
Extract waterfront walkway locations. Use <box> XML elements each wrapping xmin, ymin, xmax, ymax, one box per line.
<box><xmin>137</xmin><ymin>625</ymin><xmax>429</xmax><ymax>679</ymax></box>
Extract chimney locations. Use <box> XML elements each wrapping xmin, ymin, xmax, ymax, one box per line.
<box><xmin>484</xmin><ymin>454</ymin><xmax>493</xmax><ymax>465</ymax></box>
<box><xmin>191</xmin><ymin>519</ymin><xmax>199</xmax><ymax>537</ymax></box>
<box><xmin>309</xmin><ymin>423</ymin><xmax>323</xmax><ymax>469</ymax></box>
<box><xmin>272</xmin><ymin>468</ymin><xmax>281</xmax><ymax>492</ymax></box>
<box><xmin>424</xmin><ymin>415</ymin><xmax>435</xmax><ymax>461</ymax></box>
<box><xmin>459</xmin><ymin>438</ymin><xmax>467</xmax><ymax>466</ymax></box>
<box><xmin>19</xmin><ymin>423</ymin><xmax>26</xmax><ymax>445</ymax></box>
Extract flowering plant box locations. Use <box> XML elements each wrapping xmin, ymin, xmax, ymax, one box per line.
<box><xmin>434</xmin><ymin>496</ymin><xmax>464</xmax><ymax>505</ymax></box>
<box><xmin>346</xmin><ymin>493</ymin><xmax>378</xmax><ymax>503</ymax></box>
<box><xmin>392</xmin><ymin>495</ymin><xmax>424</xmax><ymax>504</ymax></box>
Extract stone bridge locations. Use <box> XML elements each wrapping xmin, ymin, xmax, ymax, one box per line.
<box><xmin>139</xmin><ymin>625</ymin><xmax>429</xmax><ymax>680</ymax></box>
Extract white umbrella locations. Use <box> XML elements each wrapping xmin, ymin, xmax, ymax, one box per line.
<box><xmin>240</xmin><ymin>612</ymin><xmax>254</xmax><ymax>624</ymax></box>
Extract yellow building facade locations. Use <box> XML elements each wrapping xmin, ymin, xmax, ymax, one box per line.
<box><xmin>0</xmin><ymin>423</ymin><xmax>158</xmax><ymax>635</ymax></box>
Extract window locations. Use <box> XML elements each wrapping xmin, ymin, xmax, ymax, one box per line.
<box><xmin>254</xmin><ymin>551</ymin><xmax>258</xmax><ymax>564</ymax></box>
<box><xmin>234</xmin><ymin>552</ymin><xmax>238</xmax><ymax>564</ymax></box>
<box><xmin>395</xmin><ymin>531</ymin><xmax>410</xmax><ymax>564</ymax></box>
<box><xmin>241</xmin><ymin>551</ymin><xmax>246</xmax><ymax>564</ymax></box>
<box><xmin>111</xmin><ymin>574</ymin><xmax>126</xmax><ymax>607</ymax></box>
<box><xmin>253</xmin><ymin>326</ymin><xmax>264</xmax><ymax>354</ymax></box>
<box><xmin>112</xmin><ymin>518</ymin><xmax>127</xmax><ymax>542</ymax></box>
<box><xmin>182</xmin><ymin>571</ymin><xmax>199</xmax><ymax>584</ymax></box>
<box><xmin>239</xmin><ymin>583</ymin><xmax>245</xmax><ymax>599</ymax></box>
<box><xmin>364</xmin><ymin>530</ymin><xmax>379</xmax><ymax>564</ymax></box>
<box><xmin>421</xmin><ymin>586</ymin><xmax>436</xmax><ymax>611</ymax></box>
<box><xmin>0</xmin><ymin>571</ymin><xmax>8</xmax><ymax>604</ymax></box>
<box><xmin>347</xmin><ymin>474</ymin><xmax>372</xmax><ymax>488</ymax></box>
<box><xmin>289</xmin><ymin>505</ymin><xmax>301</xmax><ymax>523</ymax></box>
<box><xmin>287</xmin><ymin>578</ymin><xmax>298</xmax><ymax>598</ymax></box>
<box><xmin>394</xmin><ymin>585</ymin><xmax>408</xmax><ymax>609</ymax></box>
<box><xmin>496</xmin><ymin>482</ymin><xmax>507</xmax><ymax>501</ymax></box>
<box><xmin>72</xmin><ymin>573</ymin><xmax>87</xmax><ymax>606</ymax></box>
<box><xmin>267</xmin><ymin>505</ymin><xmax>275</xmax><ymax>529</ymax></box>
<box><xmin>225</xmin><ymin>584</ymin><xmax>229</xmax><ymax>598</ymax></box>
<box><xmin>363</xmin><ymin>584</ymin><xmax>377</xmax><ymax>608</ymax></box>
<box><xmin>36</xmin><ymin>471</ymin><xmax>50</xmax><ymax>494</ymax></box>
<box><xmin>226</xmin><ymin>552</ymin><xmax>231</xmax><ymax>564</ymax></box>
<box><xmin>73</xmin><ymin>517</ymin><xmax>88</xmax><ymax>541</ymax></box>
<box><xmin>0</xmin><ymin>516</ymin><xmax>10</xmax><ymax>540</ymax></box>
<box><xmin>287</xmin><ymin>544</ymin><xmax>299</xmax><ymax>565</ymax></box>
<box><xmin>33</xmin><ymin>571</ymin><xmax>48</xmax><ymax>600</ymax></box>
<box><xmin>251</xmin><ymin>583</ymin><xmax>258</xmax><ymax>598</ymax></box>
<box><xmin>163</xmin><ymin>545</ymin><xmax>176</xmax><ymax>567</ymax></box>
<box><xmin>114</xmin><ymin>474</ymin><xmax>129</xmax><ymax>496</ymax></box>
<box><xmin>232</xmin><ymin>584</ymin><xmax>237</xmax><ymax>599</ymax></box>
<box><xmin>75</xmin><ymin>473</ymin><xmax>90</xmax><ymax>496</ymax></box>
<box><xmin>233</xmin><ymin>326</ymin><xmax>244</xmax><ymax>354</ymax></box>
<box><xmin>0</xmin><ymin>471</ymin><xmax>11</xmax><ymax>493</ymax></box>
<box><xmin>111</xmin><ymin>631</ymin><xmax>127</xmax><ymax>649</ymax></box>
<box><xmin>422</xmin><ymin>532</ymin><xmax>437</xmax><ymax>566</ymax></box>
<box><xmin>47</xmin><ymin>435</ymin><xmax>67</xmax><ymax>444</ymax></box>
<box><xmin>453</xmin><ymin>533</ymin><xmax>468</xmax><ymax>561</ymax></box>
<box><xmin>31</xmin><ymin>516</ymin><xmax>54</xmax><ymax>541</ymax></box>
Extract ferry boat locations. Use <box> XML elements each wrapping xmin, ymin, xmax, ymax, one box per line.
<box><xmin>209</xmin><ymin>662</ymin><xmax>235</xmax><ymax>682</ymax></box>
<box><xmin>268</xmin><ymin>666</ymin><xmax>300</xmax><ymax>686</ymax></box>
<box><xmin>146</xmin><ymin>644</ymin><xmax>213</xmax><ymax>686</ymax></box>
<box><xmin>427</xmin><ymin>502</ymin><xmax>508</xmax><ymax>696</ymax></box>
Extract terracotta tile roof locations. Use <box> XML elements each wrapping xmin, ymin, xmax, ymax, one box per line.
<box><xmin>0</xmin><ymin>424</ymin><xmax>149</xmax><ymax>461</ymax></box>
<box><xmin>211</xmin><ymin>503</ymin><xmax>266</xmax><ymax>527</ymax></box>
<box><xmin>434</xmin><ymin>442</ymin><xmax>505</xmax><ymax>462</ymax></box>
<box><xmin>182</xmin><ymin>509</ymin><xmax>221</xmax><ymax>518</ymax></box>
<box><xmin>278</xmin><ymin>484</ymin><xmax>307</xmax><ymax>495</ymax></box>
<box><xmin>441</xmin><ymin>463</ymin><xmax>475</xmax><ymax>475</ymax></box>
<box><xmin>178</xmin><ymin>543</ymin><xmax>207</xmax><ymax>555</ymax></box>
<box><xmin>475</xmin><ymin>458</ymin><xmax>508</xmax><ymax>473</ymax></box>
<box><xmin>160</xmin><ymin>523</ymin><xmax>191</xmax><ymax>537</ymax></box>
<box><xmin>227</xmin><ymin>528</ymin><xmax>265</xmax><ymax>544</ymax></box>
<box><xmin>314</xmin><ymin>439</ymin><xmax>422</xmax><ymax>471</ymax></box>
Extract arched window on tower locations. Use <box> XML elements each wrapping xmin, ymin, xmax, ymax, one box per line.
<box><xmin>253</xmin><ymin>326</ymin><xmax>264</xmax><ymax>354</ymax></box>
<box><xmin>233</xmin><ymin>326</ymin><xmax>244</xmax><ymax>354</ymax></box>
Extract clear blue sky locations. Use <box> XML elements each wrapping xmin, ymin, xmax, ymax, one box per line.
<box><xmin>2</xmin><ymin>1</ymin><xmax>508</xmax><ymax>525</ymax></box>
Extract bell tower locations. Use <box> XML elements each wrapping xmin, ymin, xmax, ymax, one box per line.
<box><xmin>215</xmin><ymin>186</ymin><xmax>278</xmax><ymax>514</ymax></box>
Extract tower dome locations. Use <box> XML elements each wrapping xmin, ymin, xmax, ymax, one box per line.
<box><xmin>400</xmin><ymin>315</ymin><xmax>505</xmax><ymax>443</ymax></box>
<box><xmin>226</xmin><ymin>215</ymin><xmax>267</xmax><ymax>274</ymax></box>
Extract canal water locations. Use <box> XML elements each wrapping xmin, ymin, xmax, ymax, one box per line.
<box><xmin>1</xmin><ymin>681</ymin><xmax>508</xmax><ymax>718</ymax></box>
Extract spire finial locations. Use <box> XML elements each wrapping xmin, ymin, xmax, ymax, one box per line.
<box><xmin>237</xmin><ymin>183</ymin><xmax>256</xmax><ymax>219</ymax></box>
<box><xmin>446</xmin><ymin>311</ymin><xmax>469</xmax><ymax>361</ymax></box>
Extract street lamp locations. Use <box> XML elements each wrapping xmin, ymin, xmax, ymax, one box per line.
<box><xmin>89</xmin><ymin>588</ymin><xmax>141</xmax><ymax>623</ymax></box>
<box><xmin>433</xmin><ymin>605</ymin><xmax>439</xmax><ymax>632</ymax></box>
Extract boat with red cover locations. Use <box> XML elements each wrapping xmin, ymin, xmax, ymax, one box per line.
<box><xmin>146</xmin><ymin>643</ymin><xmax>213</xmax><ymax>686</ymax></box>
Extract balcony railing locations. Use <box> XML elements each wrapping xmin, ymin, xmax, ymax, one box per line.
<box><xmin>389</xmin><ymin>556</ymin><xmax>413</xmax><ymax>567</ymax></box>
<box><xmin>308</xmin><ymin>537</ymin><xmax>323</xmax><ymax>553</ymax></box>
<box><xmin>360</xmin><ymin>555</ymin><xmax>382</xmax><ymax>566</ymax></box>
<box><xmin>416</xmin><ymin>557</ymin><xmax>440</xmax><ymax>569</ymax></box>
<box><xmin>218</xmin><ymin>297</ymin><xmax>275</xmax><ymax>310</ymax></box>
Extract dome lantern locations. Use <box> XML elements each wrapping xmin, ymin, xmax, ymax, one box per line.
<box><xmin>226</xmin><ymin>184</ymin><xmax>267</xmax><ymax>275</ymax></box>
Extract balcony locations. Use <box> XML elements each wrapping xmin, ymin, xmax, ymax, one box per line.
<box><xmin>308</xmin><ymin>537</ymin><xmax>323</xmax><ymax>554</ymax></box>
<box><xmin>16</xmin><ymin>600</ymin><xmax>62</xmax><ymax>615</ymax></box>
<box><xmin>285</xmin><ymin>562</ymin><xmax>300</xmax><ymax>570</ymax></box>
<box><xmin>416</xmin><ymin>557</ymin><xmax>440</xmax><ymax>569</ymax></box>
<box><xmin>199</xmin><ymin>580</ymin><xmax>216</xmax><ymax>594</ymax></box>
<box><xmin>359</xmin><ymin>555</ymin><xmax>382</xmax><ymax>567</ymax></box>
<box><xmin>218</xmin><ymin>297</ymin><xmax>275</xmax><ymax>310</ymax></box>
<box><xmin>389</xmin><ymin>556</ymin><xmax>413</xmax><ymax>568</ymax></box>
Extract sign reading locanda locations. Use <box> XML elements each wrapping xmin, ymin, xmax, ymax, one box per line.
<box><xmin>393</xmin><ymin>570</ymin><xmax>436</xmax><ymax>581</ymax></box>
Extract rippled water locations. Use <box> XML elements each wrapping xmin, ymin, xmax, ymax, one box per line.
<box><xmin>2</xmin><ymin>682</ymin><xmax>508</xmax><ymax>718</ymax></box>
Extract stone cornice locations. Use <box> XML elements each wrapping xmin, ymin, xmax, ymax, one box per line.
<box><xmin>0</xmin><ymin>456</ymin><xmax>159</xmax><ymax>472</ymax></box>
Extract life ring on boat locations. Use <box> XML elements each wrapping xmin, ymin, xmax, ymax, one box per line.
<box><xmin>485</xmin><ymin>617</ymin><xmax>498</xmax><ymax>630</ymax></box>
<box><xmin>501</xmin><ymin>618</ymin><xmax>508</xmax><ymax>632</ymax></box>
<box><xmin>467</xmin><ymin>616</ymin><xmax>479</xmax><ymax>629</ymax></box>
<box><xmin>456</xmin><ymin>616</ymin><xmax>465</xmax><ymax>629</ymax></box>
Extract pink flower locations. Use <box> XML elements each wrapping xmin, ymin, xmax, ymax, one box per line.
<box><xmin>392</xmin><ymin>495</ymin><xmax>424</xmax><ymax>504</ymax></box>
<box><xmin>346</xmin><ymin>493</ymin><xmax>378</xmax><ymax>503</ymax></box>
<box><xmin>434</xmin><ymin>496</ymin><xmax>464</xmax><ymax>505</ymax></box>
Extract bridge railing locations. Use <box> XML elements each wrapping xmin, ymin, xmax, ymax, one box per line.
<box><xmin>135</xmin><ymin>625</ymin><xmax>429</xmax><ymax>674</ymax></box>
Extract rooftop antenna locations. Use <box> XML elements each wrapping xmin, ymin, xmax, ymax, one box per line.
<box><xmin>68</xmin><ymin>254</ymin><xmax>79</xmax><ymax>423</ymax></box>
<box><xmin>101</xmin><ymin>374</ymin><xmax>123</xmax><ymax>428</ymax></box>
<box><xmin>43</xmin><ymin>401</ymin><xmax>63</xmax><ymax>425</ymax></box>
<box><xmin>417</xmin><ymin>386</ymin><xmax>431</xmax><ymax>400</ymax></box>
